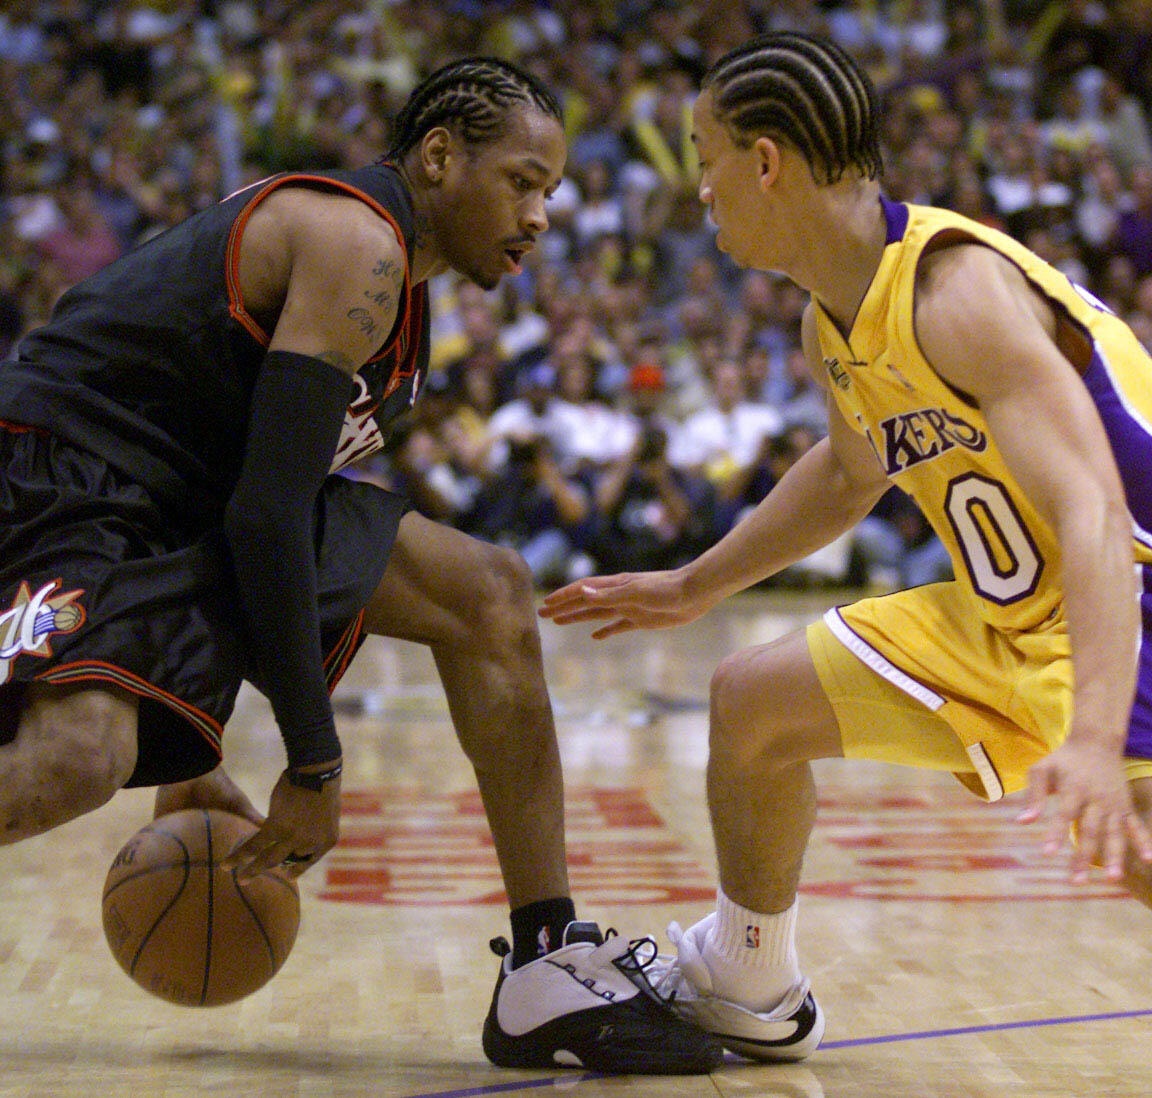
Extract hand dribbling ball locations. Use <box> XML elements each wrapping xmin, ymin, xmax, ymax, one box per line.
<box><xmin>102</xmin><ymin>808</ymin><xmax>300</xmax><ymax>1006</ymax></box>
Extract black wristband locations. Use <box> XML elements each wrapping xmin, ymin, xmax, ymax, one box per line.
<box><xmin>287</xmin><ymin>760</ymin><xmax>343</xmax><ymax>792</ymax></box>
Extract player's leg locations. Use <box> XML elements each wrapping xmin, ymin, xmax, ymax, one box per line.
<box><xmin>649</xmin><ymin>628</ymin><xmax>840</xmax><ymax>1062</ymax></box>
<box><xmin>0</xmin><ymin>681</ymin><xmax>137</xmax><ymax>842</ymax></box>
<box><xmin>362</xmin><ymin>510</ymin><xmax>568</xmax><ymax>913</ymax></box>
<box><xmin>706</xmin><ymin>629</ymin><xmax>844</xmax><ymax>914</ymax></box>
<box><xmin>655</xmin><ymin>589</ymin><xmax>999</xmax><ymax>1062</ymax></box>
<box><xmin>361</xmin><ymin>511</ymin><xmax>723</xmax><ymax>1074</ymax></box>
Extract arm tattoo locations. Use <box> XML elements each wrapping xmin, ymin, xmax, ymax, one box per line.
<box><xmin>347</xmin><ymin>250</ymin><xmax>404</xmax><ymax>343</ymax></box>
<box><xmin>346</xmin><ymin>307</ymin><xmax>378</xmax><ymax>337</ymax></box>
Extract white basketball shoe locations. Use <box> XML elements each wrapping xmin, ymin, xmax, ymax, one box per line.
<box><xmin>650</xmin><ymin>912</ymin><xmax>825</xmax><ymax>1062</ymax></box>
<box><xmin>482</xmin><ymin>921</ymin><xmax>724</xmax><ymax>1074</ymax></box>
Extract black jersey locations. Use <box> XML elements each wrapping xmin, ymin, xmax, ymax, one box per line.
<box><xmin>0</xmin><ymin>164</ymin><xmax>429</xmax><ymax>520</ymax></box>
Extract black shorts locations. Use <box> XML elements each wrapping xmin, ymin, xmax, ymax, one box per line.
<box><xmin>0</xmin><ymin>422</ymin><xmax>405</xmax><ymax>786</ymax></box>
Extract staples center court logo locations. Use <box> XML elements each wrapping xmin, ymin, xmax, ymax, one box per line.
<box><xmin>0</xmin><ymin>580</ymin><xmax>86</xmax><ymax>684</ymax></box>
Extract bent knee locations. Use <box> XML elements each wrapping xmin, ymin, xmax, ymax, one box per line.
<box><xmin>21</xmin><ymin>686</ymin><xmax>138</xmax><ymax>811</ymax></box>
<box><xmin>470</xmin><ymin>543</ymin><xmax>538</xmax><ymax>635</ymax></box>
<box><xmin>709</xmin><ymin>652</ymin><xmax>768</xmax><ymax>759</ymax></box>
<box><xmin>480</xmin><ymin>542</ymin><xmax>536</xmax><ymax>604</ymax></box>
<box><xmin>709</xmin><ymin>647</ymin><xmax>827</xmax><ymax>767</ymax></box>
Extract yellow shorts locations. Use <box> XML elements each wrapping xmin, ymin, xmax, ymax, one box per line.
<box><xmin>807</xmin><ymin>582</ymin><xmax>1152</xmax><ymax>800</ymax></box>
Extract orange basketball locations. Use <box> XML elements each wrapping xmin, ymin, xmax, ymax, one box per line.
<box><xmin>102</xmin><ymin>808</ymin><xmax>300</xmax><ymax>1007</ymax></box>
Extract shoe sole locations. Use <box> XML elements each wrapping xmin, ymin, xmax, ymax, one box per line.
<box><xmin>483</xmin><ymin>995</ymin><xmax>724</xmax><ymax>1074</ymax></box>
<box><xmin>675</xmin><ymin>991</ymin><xmax>825</xmax><ymax>1063</ymax></box>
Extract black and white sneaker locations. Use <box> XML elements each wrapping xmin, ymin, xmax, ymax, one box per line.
<box><xmin>649</xmin><ymin>914</ymin><xmax>825</xmax><ymax>1062</ymax></box>
<box><xmin>482</xmin><ymin>921</ymin><xmax>724</xmax><ymax>1074</ymax></box>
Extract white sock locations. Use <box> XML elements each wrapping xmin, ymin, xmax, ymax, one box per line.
<box><xmin>701</xmin><ymin>889</ymin><xmax>802</xmax><ymax>1013</ymax></box>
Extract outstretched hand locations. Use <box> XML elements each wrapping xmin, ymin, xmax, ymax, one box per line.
<box><xmin>1018</xmin><ymin>738</ymin><xmax>1152</xmax><ymax>882</ymax></box>
<box><xmin>539</xmin><ymin>569</ymin><xmax>716</xmax><ymax>639</ymax></box>
<box><xmin>223</xmin><ymin>766</ymin><xmax>342</xmax><ymax>880</ymax></box>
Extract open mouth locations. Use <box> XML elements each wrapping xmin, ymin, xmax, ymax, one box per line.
<box><xmin>503</xmin><ymin>241</ymin><xmax>533</xmax><ymax>274</ymax></box>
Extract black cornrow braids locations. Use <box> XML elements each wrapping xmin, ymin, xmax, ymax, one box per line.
<box><xmin>384</xmin><ymin>56</ymin><xmax>561</xmax><ymax>161</ymax></box>
<box><xmin>703</xmin><ymin>32</ymin><xmax>882</xmax><ymax>184</ymax></box>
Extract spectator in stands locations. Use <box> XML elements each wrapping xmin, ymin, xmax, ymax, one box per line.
<box><xmin>486</xmin><ymin>361</ymin><xmax>570</xmax><ymax>470</ymax></box>
<box><xmin>1114</xmin><ymin>162</ymin><xmax>1152</xmax><ymax>277</ymax></box>
<box><xmin>35</xmin><ymin>185</ymin><xmax>122</xmax><ymax>284</ymax></box>
<box><xmin>464</xmin><ymin>433</ymin><xmax>594</xmax><ymax>588</ymax></box>
<box><xmin>776</xmin><ymin>345</ymin><xmax>828</xmax><ymax>437</ymax></box>
<box><xmin>1076</xmin><ymin>150</ymin><xmax>1127</xmax><ymax>273</ymax></box>
<box><xmin>8</xmin><ymin>0</ymin><xmax>1152</xmax><ymax>589</ymax></box>
<box><xmin>552</xmin><ymin>340</ymin><xmax>632</xmax><ymax>473</ymax></box>
<box><xmin>852</xmin><ymin>488</ymin><xmax>954</xmax><ymax>592</ymax></box>
<box><xmin>572</xmin><ymin>160</ymin><xmax>625</xmax><ymax>251</ymax></box>
<box><xmin>1099</xmin><ymin>72</ymin><xmax>1152</xmax><ymax>174</ymax></box>
<box><xmin>615</xmin><ymin>357</ymin><xmax>683</xmax><ymax>458</ymax></box>
<box><xmin>673</xmin><ymin>357</ymin><xmax>783</xmax><ymax>495</ymax></box>
<box><xmin>591</xmin><ymin>422</ymin><xmax>714</xmax><ymax>573</ymax></box>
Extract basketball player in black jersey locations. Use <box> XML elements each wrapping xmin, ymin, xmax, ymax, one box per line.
<box><xmin>0</xmin><ymin>58</ymin><xmax>720</xmax><ymax>1075</ymax></box>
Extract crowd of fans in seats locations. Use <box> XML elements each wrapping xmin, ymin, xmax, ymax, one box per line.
<box><xmin>5</xmin><ymin>0</ymin><xmax>1152</xmax><ymax>588</ymax></box>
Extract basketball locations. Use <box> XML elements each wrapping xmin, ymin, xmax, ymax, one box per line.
<box><xmin>102</xmin><ymin>808</ymin><xmax>300</xmax><ymax>1007</ymax></box>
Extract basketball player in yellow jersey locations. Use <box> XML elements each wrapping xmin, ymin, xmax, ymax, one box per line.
<box><xmin>541</xmin><ymin>31</ymin><xmax>1152</xmax><ymax>1062</ymax></box>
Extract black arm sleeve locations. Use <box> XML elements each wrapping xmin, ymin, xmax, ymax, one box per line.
<box><xmin>223</xmin><ymin>349</ymin><xmax>356</xmax><ymax>768</ymax></box>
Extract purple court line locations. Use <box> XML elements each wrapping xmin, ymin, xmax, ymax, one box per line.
<box><xmin>398</xmin><ymin>1008</ymin><xmax>1152</xmax><ymax>1098</ymax></box>
<box><xmin>821</xmin><ymin>1006</ymin><xmax>1152</xmax><ymax>1049</ymax></box>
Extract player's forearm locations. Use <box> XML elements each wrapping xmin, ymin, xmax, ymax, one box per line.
<box><xmin>682</xmin><ymin>438</ymin><xmax>884</xmax><ymax>603</ymax></box>
<box><xmin>223</xmin><ymin>350</ymin><xmax>354</xmax><ymax>767</ymax></box>
<box><xmin>1058</xmin><ymin>491</ymin><xmax>1139</xmax><ymax>749</ymax></box>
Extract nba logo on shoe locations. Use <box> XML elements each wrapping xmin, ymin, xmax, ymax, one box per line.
<box><xmin>745</xmin><ymin>925</ymin><xmax>760</xmax><ymax>949</ymax></box>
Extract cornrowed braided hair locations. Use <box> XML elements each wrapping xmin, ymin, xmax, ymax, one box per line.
<box><xmin>702</xmin><ymin>32</ymin><xmax>882</xmax><ymax>185</ymax></box>
<box><xmin>384</xmin><ymin>57</ymin><xmax>562</xmax><ymax>161</ymax></box>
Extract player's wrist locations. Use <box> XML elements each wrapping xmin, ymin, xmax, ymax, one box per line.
<box><xmin>286</xmin><ymin>758</ymin><xmax>343</xmax><ymax>792</ymax></box>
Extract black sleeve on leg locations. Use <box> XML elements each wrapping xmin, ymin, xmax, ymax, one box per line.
<box><xmin>223</xmin><ymin>349</ymin><xmax>356</xmax><ymax>768</ymax></box>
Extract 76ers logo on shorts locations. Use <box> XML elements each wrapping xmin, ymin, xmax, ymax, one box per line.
<box><xmin>0</xmin><ymin>579</ymin><xmax>86</xmax><ymax>684</ymax></box>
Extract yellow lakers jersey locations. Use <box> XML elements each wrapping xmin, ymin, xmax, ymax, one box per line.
<box><xmin>814</xmin><ymin>198</ymin><xmax>1152</xmax><ymax>632</ymax></box>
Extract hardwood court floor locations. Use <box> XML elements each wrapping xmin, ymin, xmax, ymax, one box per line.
<box><xmin>1</xmin><ymin>591</ymin><xmax>1149</xmax><ymax>1098</ymax></box>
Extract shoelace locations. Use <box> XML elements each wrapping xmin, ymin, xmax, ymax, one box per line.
<box><xmin>602</xmin><ymin>928</ymin><xmax>679</xmax><ymax>1005</ymax></box>
<box><xmin>488</xmin><ymin>929</ymin><xmax>677</xmax><ymax>1004</ymax></box>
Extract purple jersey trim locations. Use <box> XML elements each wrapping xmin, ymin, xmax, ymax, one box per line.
<box><xmin>1081</xmin><ymin>345</ymin><xmax>1152</xmax><ymax>757</ymax></box>
<box><xmin>1083</xmin><ymin>346</ymin><xmax>1152</xmax><ymax>538</ymax></box>
<box><xmin>880</xmin><ymin>195</ymin><xmax>909</xmax><ymax>245</ymax></box>
<box><xmin>1131</xmin><ymin>565</ymin><xmax>1152</xmax><ymax>759</ymax></box>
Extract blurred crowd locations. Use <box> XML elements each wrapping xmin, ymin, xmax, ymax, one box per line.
<box><xmin>5</xmin><ymin>0</ymin><xmax>1152</xmax><ymax>588</ymax></box>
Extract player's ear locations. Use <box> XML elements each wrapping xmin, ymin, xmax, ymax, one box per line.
<box><xmin>419</xmin><ymin>127</ymin><xmax>454</xmax><ymax>184</ymax></box>
<box><xmin>754</xmin><ymin>136</ymin><xmax>781</xmax><ymax>191</ymax></box>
